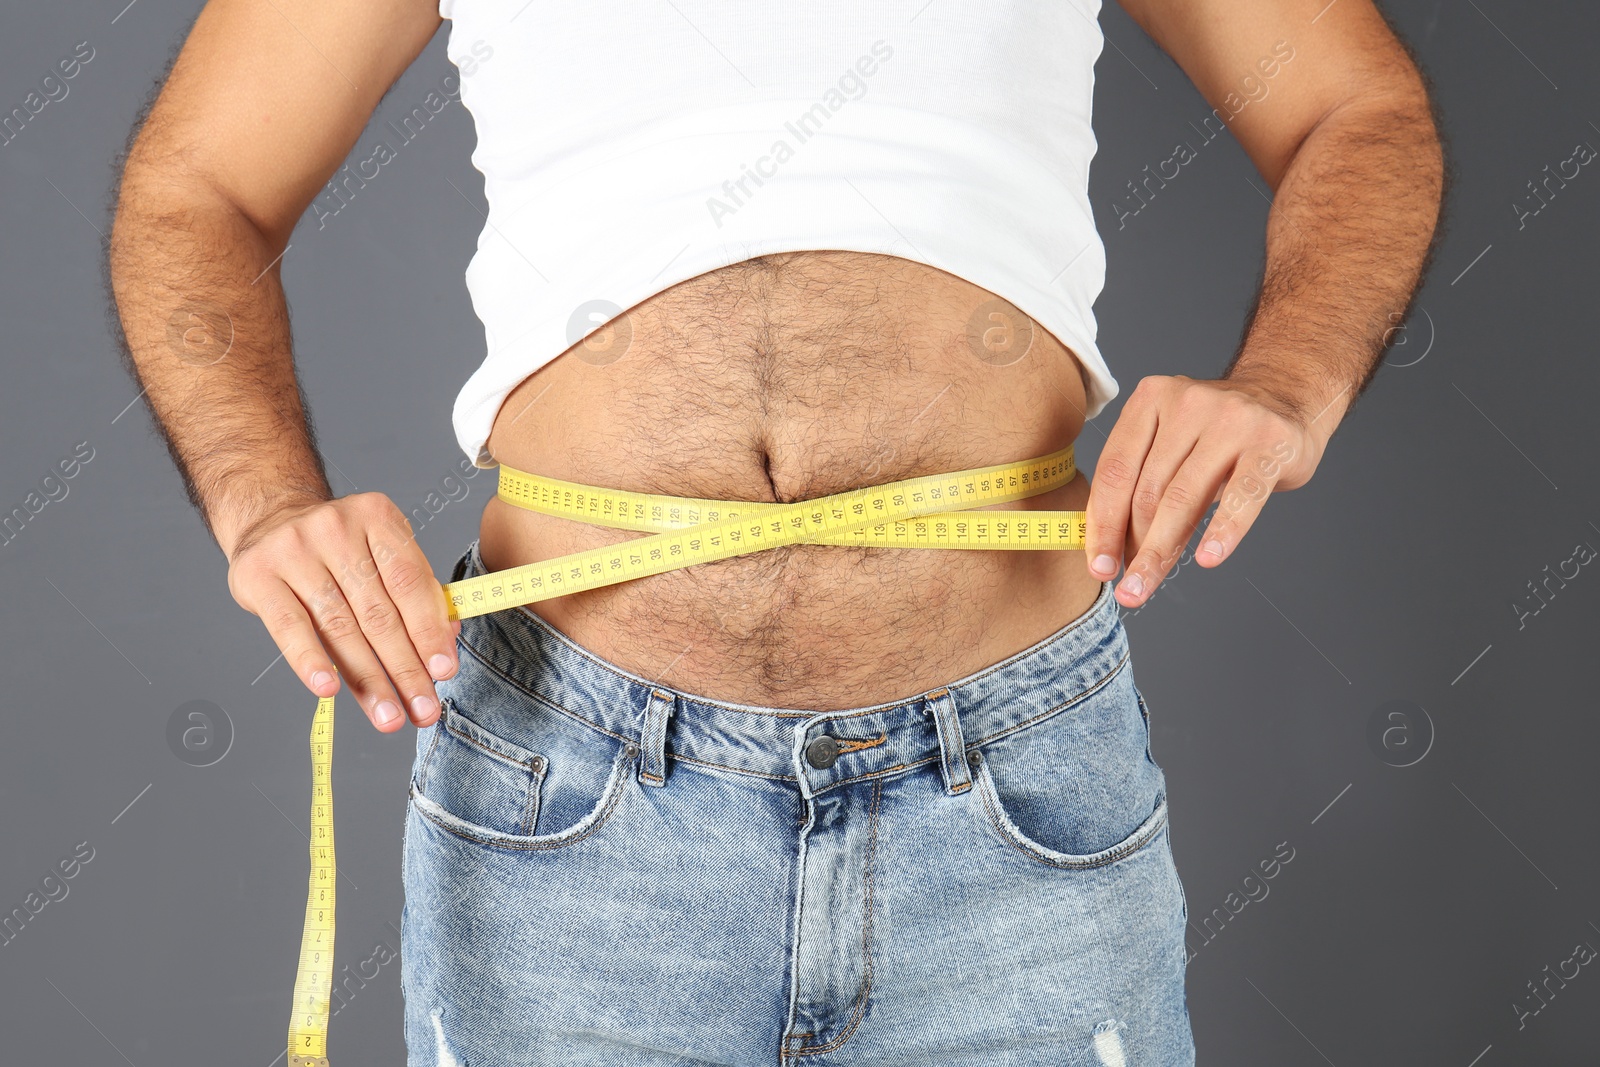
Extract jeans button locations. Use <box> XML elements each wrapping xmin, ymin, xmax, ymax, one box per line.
<box><xmin>806</xmin><ymin>734</ymin><xmax>840</xmax><ymax>769</ymax></box>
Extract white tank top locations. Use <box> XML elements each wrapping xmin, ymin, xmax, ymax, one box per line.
<box><xmin>438</xmin><ymin>0</ymin><xmax>1114</xmax><ymax>468</ymax></box>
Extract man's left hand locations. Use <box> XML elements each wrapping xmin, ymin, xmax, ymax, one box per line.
<box><xmin>1083</xmin><ymin>374</ymin><xmax>1334</xmax><ymax>608</ymax></box>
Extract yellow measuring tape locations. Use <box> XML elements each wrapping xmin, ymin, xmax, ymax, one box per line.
<box><xmin>448</xmin><ymin>442</ymin><xmax>1085</xmax><ymax>620</ymax></box>
<box><xmin>287</xmin><ymin>444</ymin><xmax>1085</xmax><ymax>1062</ymax></box>
<box><xmin>287</xmin><ymin>687</ymin><xmax>335</xmax><ymax>1067</ymax></box>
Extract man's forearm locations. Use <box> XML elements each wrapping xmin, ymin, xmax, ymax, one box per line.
<box><xmin>109</xmin><ymin>165</ymin><xmax>331</xmax><ymax>558</ymax></box>
<box><xmin>1223</xmin><ymin>91</ymin><xmax>1445</xmax><ymax>444</ymax></box>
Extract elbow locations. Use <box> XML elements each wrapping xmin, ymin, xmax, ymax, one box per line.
<box><xmin>1290</xmin><ymin>73</ymin><xmax>1445</xmax><ymax>209</ymax></box>
<box><xmin>108</xmin><ymin>132</ymin><xmax>195</xmax><ymax>283</ymax></box>
<box><xmin>110</xmin><ymin>117</ymin><xmax>289</xmax><ymax>279</ymax></box>
<box><xmin>1375</xmin><ymin>64</ymin><xmax>1444</xmax><ymax>184</ymax></box>
<box><xmin>1365</xmin><ymin>71</ymin><xmax>1447</xmax><ymax>239</ymax></box>
<box><xmin>109</xmin><ymin>151</ymin><xmax>284</xmax><ymax>297</ymax></box>
<box><xmin>1341</xmin><ymin>54</ymin><xmax>1445</xmax><ymax>195</ymax></box>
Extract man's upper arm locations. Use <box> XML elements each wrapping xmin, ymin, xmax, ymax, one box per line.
<box><xmin>127</xmin><ymin>0</ymin><xmax>442</xmax><ymax>247</ymax></box>
<box><xmin>1113</xmin><ymin>0</ymin><xmax>1430</xmax><ymax>189</ymax></box>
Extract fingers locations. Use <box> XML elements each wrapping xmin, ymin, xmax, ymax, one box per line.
<box><xmin>312</xmin><ymin>498</ymin><xmax>445</xmax><ymax>730</ymax></box>
<box><xmin>1124</xmin><ymin>426</ymin><xmax>1198</xmax><ymax>558</ymax></box>
<box><xmin>1084</xmin><ymin>380</ymin><xmax>1160</xmax><ymax>581</ymax></box>
<box><xmin>1193</xmin><ymin>447</ymin><xmax>1286</xmax><ymax>568</ymax></box>
<box><xmin>291</xmin><ymin>563</ymin><xmax>414</xmax><ymax>732</ymax></box>
<box><xmin>1116</xmin><ymin>443</ymin><xmax>1241</xmax><ymax>607</ymax></box>
<box><xmin>1086</xmin><ymin>376</ymin><xmax>1317</xmax><ymax>609</ymax></box>
<box><xmin>252</xmin><ymin>577</ymin><xmax>341</xmax><ymax>699</ymax></box>
<box><xmin>368</xmin><ymin>509</ymin><xmax>457</xmax><ymax>727</ymax></box>
<box><xmin>228</xmin><ymin>492</ymin><xmax>457</xmax><ymax>734</ymax></box>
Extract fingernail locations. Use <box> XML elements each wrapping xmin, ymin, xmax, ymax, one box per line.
<box><xmin>429</xmin><ymin>654</ymin><xmax>453</xmax><ymax>679</ymax></box>
<box><xmin>1091</xmin><ymin>554</ymin><xmax>1117</xmax><ymax>577</ymax></box>
<box><xmin>1199</xmin><ymin>539</ymin><xmax>1225</xmax><ymax>562</ymax></box>
<box><xmin>411</xmin><ymin>694</ymin><xmax>438</xmax><ymax>720</ymax></box>
<box><xmin>311</xmin><ymin>670</ymin><xmax>334</xmax><ymax>691</ymax></box>
<box><xmin>1119</xmin><ymin>573</ymin><xmax>1145</xmax><ymax>598</ymax></box>
<box><xmin>375</xmin><ymin>700</ymin><xmax>403</xmax><ymax>725</ymax></box>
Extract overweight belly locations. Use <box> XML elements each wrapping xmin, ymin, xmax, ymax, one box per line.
<box><xmin>476</xmin><ymin>251</ymin><xmax>1104</xmax><ymax>709</ymax></box>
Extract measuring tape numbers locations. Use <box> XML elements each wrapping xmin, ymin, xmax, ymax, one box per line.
<box><xmin>448</xmin><ymin>442</ymin><xmax>1085</xmax><ymax>619</ymax></box>
<box><xmin>287</xmin><ymin>687</ymin><xmax>335</xmax><ymax>1067</ymax></box>
<box><xmin>287</xmin><ymin>444</ymin><xmax>1087</xmax><ymax>1062</ymax></box>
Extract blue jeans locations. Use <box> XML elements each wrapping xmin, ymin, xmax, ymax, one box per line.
<box><xmin>401</xmin><ymin>540</ymin><xmax>1194</xmax><ymax>1065</ymax></box>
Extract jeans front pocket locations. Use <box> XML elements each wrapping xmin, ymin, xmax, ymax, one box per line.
<box><xmin>409</xmin><ymin>684</ymin><xmax>636</xmax><ymax>852</ymax></box>
<box><xmin>970</xmin><ymin>664</ymin><xmax>1167</xmax><ymax>870</ymax></box>
<box><xmin>414</xmin><ymin>696</ymin><xmax>548</xmax><ymax>837</ymax></box>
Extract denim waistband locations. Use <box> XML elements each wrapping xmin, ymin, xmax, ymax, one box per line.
<box><xmin>446</xmin><ymin>538</ymin><xmax>1129</xmax><ymax>799</ymax></box>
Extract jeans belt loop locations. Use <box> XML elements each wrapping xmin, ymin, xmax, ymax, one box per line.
<box><xmin>638</xmin><ymin>688</ymin><xmax>676</xmax><ymax>787</ymax></box>
<box><xmin>924</xmin><ymin>686</ymin><xmax>972</xmax><ymax>795</ymax></box>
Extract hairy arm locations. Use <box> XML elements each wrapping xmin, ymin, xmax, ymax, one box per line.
<box><xmin>110</xmin><ymin>0</ymin><xmax>440</xmax><ymax>553</ymax></box>
<box><xmin>1087</xmin><ymin>0</ymin><xmax>1445</xmax><ymax>605</ymax></box>
<box><xmin>109</xmin><ymin>0</ymin><xmax>453</xmax><ymax>730</ymax></box>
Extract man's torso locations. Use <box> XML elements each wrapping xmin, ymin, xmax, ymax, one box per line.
<box><xmin>478</xmin><ymin>251</ymin><xmax>1103</xmax><ymax>709</ymax></box>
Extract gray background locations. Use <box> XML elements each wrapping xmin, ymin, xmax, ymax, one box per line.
<box><xmin>2</xmin><ymin>1</ymin><xmax>1595</xmax><ymax>1063</ymax></box>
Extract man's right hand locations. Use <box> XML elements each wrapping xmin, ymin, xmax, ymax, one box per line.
<box><xmin>226</xmin><ymin>492</ymin><xmax>458</xmax><ymax>733</ymax></box>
